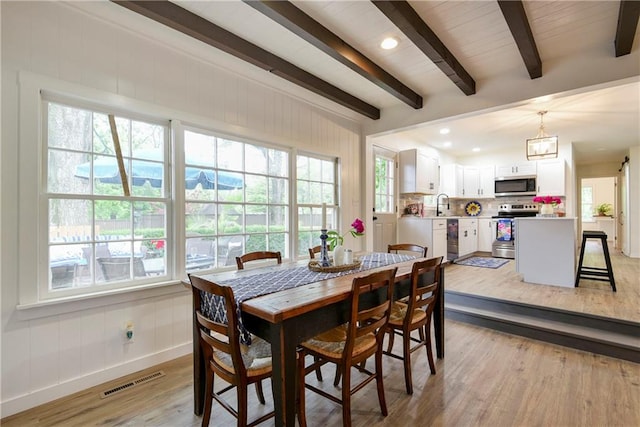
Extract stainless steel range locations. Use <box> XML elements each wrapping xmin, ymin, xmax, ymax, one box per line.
<box><xmin>491</xmin><ymin>203</ymin><xmax>539</xmax><ymax>259</ymax></box>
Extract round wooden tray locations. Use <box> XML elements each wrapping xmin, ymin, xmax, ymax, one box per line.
<box><xmin>308</xmin><ymin>259</ymin><xmax>361</xmax><ymax>272</ymax></box>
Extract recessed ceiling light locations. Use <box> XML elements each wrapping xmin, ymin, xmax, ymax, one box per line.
<box><xmin>472</xmin><ymin>147</ymin><xmax>481</xmax><ymax>152</ymax></box>
<box><xmin>439</xmin><ymin>128</ymin><xmax>450</xmax><ymax>135</ymax></box>
<box><xmin>442</xmin><ymin>141</ymin><xmax>452</xmax><ymax>148</ymax></box>
<box><xmin>380</xmin><ymin>37</ymin><xmax>398</xmax><ymax>50</ymax></box>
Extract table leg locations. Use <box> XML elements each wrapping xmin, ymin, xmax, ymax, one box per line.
<box><xmin>434</xmin><ymin>264</ymin><xmax>445</xmax><ymax>358</ymax></box>
<box><xmin>193</xmin><ymin>307</ymin><xmax>205</xmax><ymax>416</ymax></box>
<box><xmin>269</xmin><ymin>320</ymin><xmax>299</xmax><ymax>426</ymax></box>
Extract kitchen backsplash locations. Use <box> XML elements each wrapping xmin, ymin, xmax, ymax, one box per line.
<box><xmin>400</xmin><ymin>195</ymin><xmax>566</xmax><ymax>217</ymax></box>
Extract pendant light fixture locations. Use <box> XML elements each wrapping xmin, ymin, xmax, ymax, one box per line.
<box><xmin>526</xmin><ymin>111</ymin><xmax>558</xmax><ymax>160</ymax></box>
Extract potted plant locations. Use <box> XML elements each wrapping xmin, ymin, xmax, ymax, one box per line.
<box><xmin>596</xmin><ymin>203</ymin><xmax>612</xmax><ymax>217</ymax></box>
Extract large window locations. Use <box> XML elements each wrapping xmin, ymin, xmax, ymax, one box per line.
<box><xmin>45</xmin><ymin>100</ymin><xmax>169</xmax><ymax>297</ymax></box>
<box><xmin>184</xmin><ymin>129</ymin><xmax>290</xmax><ymax>268</ymax></box>
<box><xmin>34</xmin><ymin>85</ymin><xmax>337</xmax><ymax>304</ymax></box>
<box><xmin>296</xmin><ymin>154</ymin><xmax>338</xmax><ymax>257</ymax></box>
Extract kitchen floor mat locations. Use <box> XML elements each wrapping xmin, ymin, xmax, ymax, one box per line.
<box><xmin>453</xmin><ymin>256</ymin><xmax>510</xmax><ymax>269</ymax></box>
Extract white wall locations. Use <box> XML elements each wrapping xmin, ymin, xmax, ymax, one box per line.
<box><xmin>1</xmin><ymin>2</ymin><xmax>362</xmax><ymax>416</ymax></box>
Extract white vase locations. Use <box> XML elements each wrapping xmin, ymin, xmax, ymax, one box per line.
<box><xmin>332</xmin><ymin>245</ymin><xmax>344</xmax><ymax>266</ymax></box>
<box><xmin>540</xmin><ymin>204</ymin><xmax>554</xmax><ymax>215</ymax></box>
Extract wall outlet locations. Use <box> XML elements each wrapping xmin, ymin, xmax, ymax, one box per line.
<box><xmin>124</xmin><ymin>321</ymin><xmax>134</xmax><ymax>343</ymax></box>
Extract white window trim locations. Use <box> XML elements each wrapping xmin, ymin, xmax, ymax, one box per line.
<box><xmin>17</xmin><ymin>72</ymin><xmax>190</xmax><ymax>313</ymax></box>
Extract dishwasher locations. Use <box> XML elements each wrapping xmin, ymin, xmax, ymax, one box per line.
<box><xmin>446</xmin><ymin>219</ymin><xmax>459</xmax><ymax>261</ymax></box>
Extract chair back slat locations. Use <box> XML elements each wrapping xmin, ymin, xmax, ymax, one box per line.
<box><xmin>308</xmin><ymin>246</ymin><xmax>321</xmax><ymax>259</ymax></box>
<box><xmin>345</xmin><ymin>268</ymin><xmax>397</xmax><ymax>351</ymax></box>
<box><xmin>189</xmin><ymin>274</ymin><xmax>247</xmax><ymax>376</ymax></box>
<box><xmin>236</xmin><ymin>251</ymin><xmax>282</xmax><ymax>270</ymax></box>
<box><xmin>405</xmin><ymin>257</ymin><xmax>442</xmax><ymax>325</ymax></box>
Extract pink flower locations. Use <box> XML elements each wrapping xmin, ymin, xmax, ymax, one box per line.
<box><xmin>533</xmin><ymin>196</ymin><xmax>562</xmax><ymax>205</ymax></box>
<box><xmin>327</xmin><ymin>218</ymin><xmax>365</xmax><ymax>249</ymax></box>
<box><xmin>351</xmin><ymin>218</ymin><xmax>365</xmax><ymax>235</ymax></box>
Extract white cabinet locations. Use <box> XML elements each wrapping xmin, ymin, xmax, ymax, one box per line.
<box><xmin>496</xmin><ymin>162</ymin><xmax>536</xmax><ymax>177</ymax></box>
<box><xmin>536</xmin><ymin>159</ymin><xmax>565</xmax><ymax>196</ymax></box>
<box><xmin>460</xmin><ymin>166</ymin><xmax>495</xmax><ymax>198</ymax></box>
<box><xmin>515</xmin><ymin>218</ymin><xmax>576</xmax><ymax>287</ymax></box>
<box><xmin>398</xmin><ymin>217</ymin><xmax>448</xmax><ymax>262</ymax></box>
<box><xmin>462</xmin><ymin>167</ymin><xmax>479</xmax><ymax>198</ymax></box>
<box><xmin>399</xmin><ymin>149</ymin><xmax>439</xmax><ymax>195</ymax></box>
<box><xmin>441</xmin><ymin>164</ymin><xmax>494</xmax><ymax>198</ymax></box>
<box><xmin>478</xmin><ymin>218</ymin><xmax>495</xmax><ymax>252</ymax></box>
<box><xmin>439</xmin><ymin>164</ymin><xmax>463</xmax><ymax>197</ymax></box>
<box><xmin>458</xmin><ymin>218</ymin><xmax>478</xmax><ymax>257</ymax></box>
<box><xmin>479</xmin><ymin>166</ymin><xmax>495</xmax><ymax>198</ymax></box>
<box><xmin>432</xmin><ymin>219</ymin><xmax>448</xmax><ymax>261</ymax></box>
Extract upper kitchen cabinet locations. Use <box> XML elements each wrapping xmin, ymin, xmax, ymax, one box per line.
<box><xmin>439</xmin><ymin>164</ymin><xmax>463</xmax><ymax>197</ymax></box>
<box><xmin>461</xmin><ymin>165</ymin><xmax>495</xmax><ymax>198</ymax></box>
<box><xmin>399</xmin><ymin>149</ymin><xmax>439</xmax><ymax>195</ymax></box>
<box><xmin>537</xmin><ymin>159</ymin><xmax>566</xmax><ymax>196</ymax></box>
<box><xmin>495</xmin><ymin>162</ymin><xmax>537</xmax><ymax>178</ymax></box>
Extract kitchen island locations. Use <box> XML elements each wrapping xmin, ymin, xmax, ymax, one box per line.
<box><xmin>515</xmin><ymin>217</ymin><xmax>577</xmax><ymax>287</ymax></box>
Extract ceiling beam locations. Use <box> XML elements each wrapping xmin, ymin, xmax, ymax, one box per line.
<box><xmin>615</xmin><ymin>0</ymin><xmax>640</xmax><ymax>57</ymax></box>
<box><xmin>244</xmin><ymin>0</ymin><xmax>423</xmax><ymax>109</ymax></box>
<box><xmin>497</xmin><ymin>0</ymin><xmax>542</xmax><ymax>79</ymax></box>
<box><xmin>112</xmin><ymin>1</ymin><xmax>380</xmax><ymax>119</ymax></box>
<box><xmin>372</xmin><ymin>0</ymin><xmax>475</xmax><ymax>95</ymax></box>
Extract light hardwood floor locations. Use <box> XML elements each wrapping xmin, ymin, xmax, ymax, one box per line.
<box><xmin>446</xmin><ymin>240</ymin><xmax>640</xmax><ymax>323</ymax></box>
<box><xmin>2</xmin><ymin>318</ymin><xmax>639</xmax><ymax>427</ymax></box>
<box><xmin>3</xmin><ymin>244</ymin><xmax>638</xmax><ymax>426</ymax></box>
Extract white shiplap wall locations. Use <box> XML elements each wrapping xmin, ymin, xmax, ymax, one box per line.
<box><xmin>0</xmin><ymin>2</ymin><xmax>363</xmax><ymax>416</ymax></box>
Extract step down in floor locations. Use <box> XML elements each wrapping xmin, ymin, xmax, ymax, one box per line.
<box><xmin>444</xmin><ymin>290</ymin><xmax>640</xmax><ymax>363</ymax></box>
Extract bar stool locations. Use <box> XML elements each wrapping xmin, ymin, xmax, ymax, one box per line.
<box><xmin>575</xmin><ymin>231</ymin><xmax>616</xmax><ymax>292</ymax></box>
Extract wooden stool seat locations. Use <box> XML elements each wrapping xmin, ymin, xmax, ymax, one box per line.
<box><xmin>575</xmin><ymin>231</ymin><xmax>616</xmax><ymax>292</ymax></box>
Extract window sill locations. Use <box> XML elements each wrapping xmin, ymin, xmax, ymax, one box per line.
<box><xmin>16</xmin><ymin>280</ymin><xmax>189</xmax><ymax>320</ymax></box>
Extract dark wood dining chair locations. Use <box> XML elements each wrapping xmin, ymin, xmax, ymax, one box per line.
<box><xmin>383</xmin><ymin>256</ymin><xmax>442</xmax><ymax>395</ymax></box>
<box><xmin>235</xmin><ymin>251</ymin><xmax>282</xmax><ymax>270</ymax></box>
<box><xmin>296</xmin><ymin>267</ymin><xmax>397</xmax><ymax>427</ymax></box>
<box><xmin>308</xmin><ymin>245</ymin><xmax>321</xmax><ymax>259</ymax></box>
<box><xmin>387</xmin><ymin>243</ymin><xmax>428</xmax><ymax>258</ymax></box>
<box><xmin>188</xmin><ymin>275</ymin><xmax>274</xmax><ymax>427</ymax></box>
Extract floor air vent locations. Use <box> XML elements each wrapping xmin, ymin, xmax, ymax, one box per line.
<box><xmin>100</xmin><ymin>370</ymin><xmax>165</xmax><ymax>399</ymax></box>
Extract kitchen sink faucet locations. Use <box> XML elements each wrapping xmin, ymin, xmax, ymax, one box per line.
<box><xmin>436</xmin><ymin>193</ymin><xmax>450</xmax><ymax>217</ymax></box>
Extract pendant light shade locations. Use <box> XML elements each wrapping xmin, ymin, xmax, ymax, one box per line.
<box><xmin>526</xmin><ymin>111</ymin><xmax>558</xmax><ymax>160</ymax></box>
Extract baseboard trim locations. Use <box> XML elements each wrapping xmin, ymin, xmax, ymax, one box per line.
<box><xmin>0</xmin><ymin>343</ymin><xmax>192</xmax><ymax>418</ymax></box>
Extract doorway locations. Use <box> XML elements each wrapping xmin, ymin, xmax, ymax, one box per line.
<box><xmin>371</xmin><ymin>146</ymin><xmax>398</xmax><ymax>252</ymax></box>
<box><xmin>580</xmin><ymin>177</ymin><xmax>617</xmax><ymax>248</ymax></box>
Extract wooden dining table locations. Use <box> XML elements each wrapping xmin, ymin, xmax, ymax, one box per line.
<box><xmin>186</xmin><ymin>253</ymin><xmax>445</xmax><ymax>426</ymax></box>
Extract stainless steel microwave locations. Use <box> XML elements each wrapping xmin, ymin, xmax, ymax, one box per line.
<box><xmin>494</xmin><ymin>175</ymin><xmax>537</xmax><ymax>197</ymax></box>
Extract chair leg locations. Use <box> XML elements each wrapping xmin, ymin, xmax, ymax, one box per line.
<box><xmin>255</xmin><ymin>380</ymin><xmax>265</xmax><ymax>404</ymax></box>
<box><xmin>386</xmin><ymin>329</ymin><xmax>396</xmax><ymax>353</ymax></box>
<box><xmin>402</xmin><ymin>329</ymin><xmax>413</xmax><ymax>395</ymax></box>
<box><xmin>297</xmin><ymin>350</ymin><xmax>308</xmax><ymax>427</ymax></box>
<box><xmin>333</xmin><ymin>365</ymin><xmax>341</xmax><ymax>387</ymax></box>
<box><xmin>375</xmin><ymin>349</ymin><xmax>388</xmax><ymax>417</ymax></box>
<box><xmin>313</xmin><ymin>355</ymin><xmax>323</xmax><ymax>381</ymax></box>
<box><xmin>425</xmin><ymin>324</ymin><xmax>436</xmax><ymax>375</ymax></box>
<box><xmin>202</xmin><ymin>368</ymin><xmax>214</xmax><ymax>427</ymax></box>
<box><xmin>341</xmin><ymin>364</ymin><xmax>352</xmax><ymax>427</ymax></box>
<box><xmin>237</xmin><ymin>383</ymin><xmax>248</xmax><ymax>427</ymax></box>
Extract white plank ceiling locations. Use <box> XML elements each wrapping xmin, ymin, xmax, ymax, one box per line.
<box><xmin>70</xmin><ymin>0</ymin><xmax>639</xmax><ymax>164</ymax></box>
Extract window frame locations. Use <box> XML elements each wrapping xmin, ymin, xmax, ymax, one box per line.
<box><xmin>41</xmin><ymin>96</ymin><xmax>173</xmax><ymax>300</ymax></box>
<box><xmin>295</xmin><ymin>152</ymin><xmax>339</xmax><ymax>258</ymax></box>
<box><xmin>15</xmin><ymin>73</ymin><xmax>342</xmax><ymax>315</ymax></box>
<box><xmin>182</xmin><ymin>125</ymin><xmax>292</xmax><ymax>268</ymax></box>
